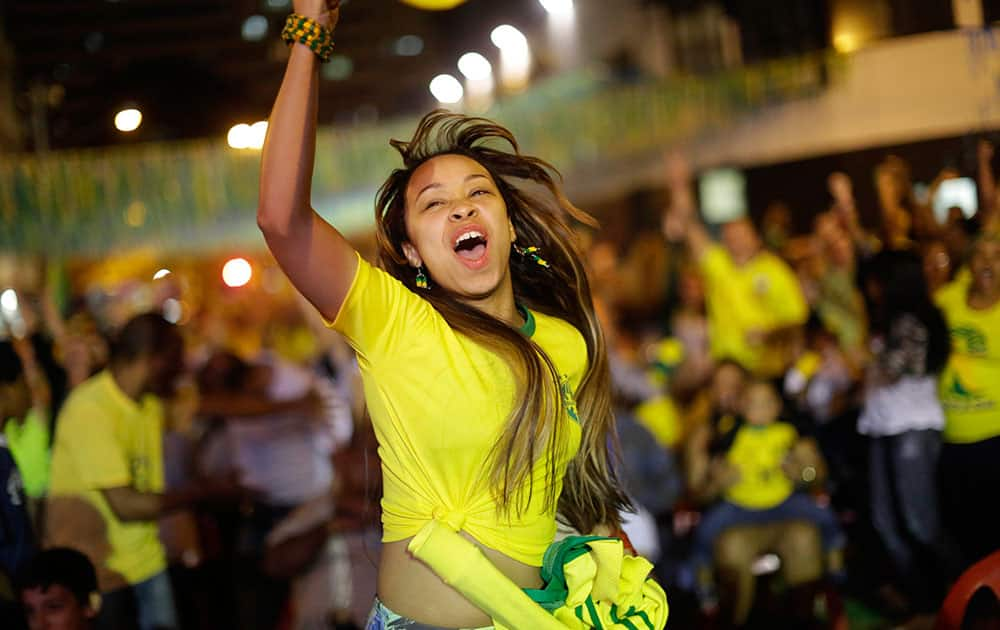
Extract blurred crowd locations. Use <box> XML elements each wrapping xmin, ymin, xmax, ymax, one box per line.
<box><xmin>595</xmin><ymin>138</ymin><xmax>1000</xmax><ymax>628</ymax></box>
<box><xmin>0</xmin><ymin>284</ymin><xmax>380</xmax><ymax>629</ymax></box>
<box><xmin>0</xmin><ymin>139</ymin><xmax>999</xmax><ymax>630</ymax></box>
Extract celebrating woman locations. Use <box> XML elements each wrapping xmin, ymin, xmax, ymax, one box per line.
<box><xmin>257</xmin><ymin>2</ymin><xmax>655</xmax><ymax>629</ymax></box>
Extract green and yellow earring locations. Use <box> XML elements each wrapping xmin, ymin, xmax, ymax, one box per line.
<box><xmin>415</xmin><ymin>266</ymin><xmax>429</xmax><ymax>289</ymax></box>
<box><xmin>513</xmin><ymin>243</ymin><xmax>550</xmax><ymax>268</ymax></box>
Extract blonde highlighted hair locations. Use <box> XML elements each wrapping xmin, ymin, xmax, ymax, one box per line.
<box><xmin>373</xmin><ymin>111</ymin><xmax>630</xmax><ymax>533</ymax></box>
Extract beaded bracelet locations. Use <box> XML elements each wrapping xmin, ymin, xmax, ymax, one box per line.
<box><xmin>281</xmin><ymin>13</ymin><xmax>335</xmax><ymax>63</ymax></box>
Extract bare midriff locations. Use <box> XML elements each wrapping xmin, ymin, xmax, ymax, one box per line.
<box><xmin>377</xmin><ymin>535</ymin><xmax>543</xmax><ymax>628</ymax></box>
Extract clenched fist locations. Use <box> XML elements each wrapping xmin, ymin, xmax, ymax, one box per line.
<box><xmin>293</xmin><ymin>0</ymin><xmax>340</xmax><ymax>31</ymax></box>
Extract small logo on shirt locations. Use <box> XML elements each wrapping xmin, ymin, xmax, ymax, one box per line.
<box><xmin>952</xmin><ymin>326</ymin><xmax>988</xmax><ymax>356</ymax></box>
<box><xmin>560</xmin><ymin>375</ymin><xmax>579</xmax><ymax>423</ymax></box>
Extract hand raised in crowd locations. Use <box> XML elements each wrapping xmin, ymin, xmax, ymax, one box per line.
<box><xmin>979</xmin><ymin>138</ymin><xmax>994</xmax><ymax>165</ymax></box>
<box><xmin>293</xmin><ymin>0</ymin><xmax>340</xmax><ymax>30</ymax></box>
<box><xmin>661</xmin><ymin>209</ymin><xmax>688</xmax><ymax>243</ymax></box>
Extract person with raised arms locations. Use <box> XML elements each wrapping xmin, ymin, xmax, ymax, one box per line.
<box><xmin>257</xmin><ymin>3</ymin><xmax>667</xmax><ymax>629</ymax></box>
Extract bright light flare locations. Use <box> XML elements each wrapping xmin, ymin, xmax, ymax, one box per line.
<box><xmin>153</xmin><ymin>269</ymin><xmax>171</xmax><ymax>280</ymax></box>
<box><xmin>0</xmin><ymin>289</ymin><xmax>17</xmax><ymax>313</ymax></box>
<box><xmin>222</xmin><ymin>258</ymin><xmax>253</xmax><ymax>287</ymax></box>
<box><xmin>114</xmin><ymin>108</ymin><xmax>142</xmax><ymax>132</ymax></box>
<box><xmin>539</xmin><ymin>0</ymin><xmax>573</xmax><ymax>17</ymax></box>
<box><xmin>490</xmin><ymin>25</ymin><xmax>531</xmax><ymax>92</ymax></box>
<box><xmin>429</xmin><ymin>74</ymin><xmax>464</xmax><ymax>104</ymax></box>
<box><xmin>458</xmin><ymin>52</ymin><xmax>492</xmax><ymax>81</ymax></box>
<box><xmin>227</xmin><ymin>121</ymin><xmax>267</xmax><ymax>150</ymax></box>
<box><xmin>248</xmin><ymin>121</ymin><xmax>268</xmax><ymax>150</ymax></box>
<box><xmin>227</xmin><ymin>124</ymin><xmax>251</xmax><ymax>149</ymax></box>
<box><xmin>490</xmin><ymin>25</ymin><xmax>528</xmax><ymax>52</ymax></box>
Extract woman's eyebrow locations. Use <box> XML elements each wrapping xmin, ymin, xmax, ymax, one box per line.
<box><xmin>416</xmin><ymin>174</ymin><xmax>489</xmax><ymax>200</ymax></box>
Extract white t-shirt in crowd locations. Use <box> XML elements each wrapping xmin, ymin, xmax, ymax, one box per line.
<box><xmin>226</xmin><ymin>357</ymin><xmax>352</xmax><ymax>506</ymax></box>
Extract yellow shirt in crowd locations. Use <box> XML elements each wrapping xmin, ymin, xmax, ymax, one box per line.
<box><xmin>47</xmin><ymin>370</ymin><xmax>167</xmax><ymax>590</ymax></box>
<box><xmin>724</xmin><ymin>422</ymin><xmax>797</xmax><ymax>510</ymax></box>
<box><xmin>936</xmin><ymin>281</ymin><xmax>1000</xmax><ymax>444</ymax></box>
<box><xmin>328</xmin><ymin>254</ymin><xmax>587</xmax><ymax>567</ymax></box>
<box><xmin>699</xmin><ymin>244</ymin><xmax>808</xmax><ymax>376</ymax></box>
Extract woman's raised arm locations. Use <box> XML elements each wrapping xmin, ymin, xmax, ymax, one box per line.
<box><xmin>257</xmin><ymin>0</ymin><xmax>357</xmax><ymax>322</ymax></box>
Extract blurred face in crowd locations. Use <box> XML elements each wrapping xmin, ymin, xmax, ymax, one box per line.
<box><xmin>146</xmin><ymin>338</ymin><xmax>185</xmax><ymax>398</ymax></box>
<box><xmin>0</xmin><ymin>374</ymin><xmax>31</xmax><ymax>423</ymax></box>
<box><xmin>742</xmin><ymin>381</ymin><xmax>782</xmax><ymax>427</ymax></box>
<box><xmin>711</xmin><ymin>363</ymin><xmax>746</xmax><ymax>415</ymax></box>
<box><xmin>970</xmin><ymin>237</ymin><xmax>1000</xmax><ymax>299</ymax></box>
<box><xmin>813</xmin><ymin>212</ymin><xmax>853</xmax><ymax>267</ymax></box>
<box><xmin>22</xmin><ymin>584</ymin><xmax>96</xmax><ymax>630</ymax></box>
<box><xmin>722</xmin><ymin>219</ymin><xmax>761</xmax><ymax>266</ymax></box>
<box><xmin>922</xmin><ymin>241</ymin><xmax>951</xmax><ymax>294</ymax></box>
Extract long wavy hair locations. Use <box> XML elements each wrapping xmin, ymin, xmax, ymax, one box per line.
<box><xmin>860</xmin><ymin>249</ymin><xmax>951</xmax><ymax>374</ymax></box>
<box><xmin>373</xmin><ymin>111</ymin><xmax>630</xmax><ymax>533</ymax></box>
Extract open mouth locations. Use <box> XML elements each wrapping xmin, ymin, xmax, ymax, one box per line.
<box><xmin>454</xmin><ymin>230</ymin><xmax>488</xmax><ymax>261</ymax></box>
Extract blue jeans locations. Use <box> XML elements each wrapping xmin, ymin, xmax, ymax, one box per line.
<box><xmin>98</xmin><ymin>570</ymin><xmax>178</xmax><ymax>630</ymax></box>
<box><xmin>870</xmin><ymin>429</ymin><xmax>959</xmax><ymax>603</ymax></box>
<box><xmin>691</xmin><ymin>493</ymin><xmax>844</xmax><ymax>573</ymax></box>
<box><xmin>366</xmin><ymin>597</ymin><xmax>493</xmax><ymax>630</ymax></box>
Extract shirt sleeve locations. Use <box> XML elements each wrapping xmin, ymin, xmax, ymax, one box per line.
<box><xmin>698</xmin><ymin>243</ymin><xmax>730</xmax><ymax>284</ymax></box>
<box><xmin>326</xmin><ymin>253</ymin><xmax>443</xmax><ymax>366</ymax></box>
<box><xmin>58</xmin><ymin>400</ymin><xmax>131</xmax><ymax>490</ymax></box>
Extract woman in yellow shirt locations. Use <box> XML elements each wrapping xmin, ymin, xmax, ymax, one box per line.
<box><xmin>258</xmin><ymin>3</ymin><xmax>635</xmax><ymax>629</ymax></box>
<box><xmin>937</xmin><ymin>233</ymin><xmax>1000</xmax><ymax>569</ymax></box>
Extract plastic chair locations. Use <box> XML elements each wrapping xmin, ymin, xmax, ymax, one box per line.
<box><xmin>937</xmin><ymin>550</ymin><xmax>1000</xmax><ymax>630</ymax></box>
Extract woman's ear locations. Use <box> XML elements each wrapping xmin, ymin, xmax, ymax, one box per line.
<box><xmin>508</xmin><ymin>218</ymin><xmax>517</xmax><ymax>244</ymax></box>
<box><xmin>401</xmin><ymin>242</ymin><xmax>423</xmax><ymax>268</ymax></box>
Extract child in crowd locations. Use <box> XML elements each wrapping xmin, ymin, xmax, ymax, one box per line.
<box><xmin>689</xmin><ymin>379</ymin><xmax>844</xmax><ymax>616</ymax></box>
<box><xmin>18</xmin><ymin>548</ymin><xmax>100</xmax><ymax>630</ymax></box>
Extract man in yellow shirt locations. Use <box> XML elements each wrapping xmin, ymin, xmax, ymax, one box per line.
<box><xmin>47</xmin><ymin>313</ymin><xmax>222</xmax><ymax>630</ymax></box>
<box><xmin>671</xmin><ymin>214</ymin><xmax>808</xmax><ymax>376</ymax></box>
<box><xmin>661</xmin><ymin>155</ymin><xmax>807</xmax><ymax>377</ymax></box>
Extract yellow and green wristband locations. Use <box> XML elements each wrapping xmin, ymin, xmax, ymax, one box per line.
<box><xmin>281</xmin><ymin>13</ymin><xmax>335</xmax><ymax>63</ymax></box>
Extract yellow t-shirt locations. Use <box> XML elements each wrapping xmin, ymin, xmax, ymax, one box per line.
<box><xmin>936</xmin><ymin>282</ymin><xmax>1000</xmax><ymax>444</ymax></box>
<box><xmin>47</xmin><ymin>370</ymin><xmax>166</xmax><ymax>589</ymax></box>
<box><xmin>724</xmin><ymin>422</ymin><xmax>797</xmax><ymax>510</ymax></box>
<box><xmin>328</xmin><ymin>255</ymin><xmax>587</xmax><ymax>567</ymax></box>
<box><xmin>4</xmin><ymin>407</ymin><xmax>50</xmax><ymax>499</ymax></box>
<box><xmin>634</xmin><ymin>396</ymin><xmax>682</xmax><ymax>449</ymax></box>
<box><xmin>700</xmin><ymin>244</ymin><xmax>808</xmax><ymax>376</ymax></box>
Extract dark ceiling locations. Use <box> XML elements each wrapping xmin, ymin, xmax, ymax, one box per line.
<box><xmin>1</xmin><ymin>0</ymin><xmax>550</xmax><ymax>151</ymax></box>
